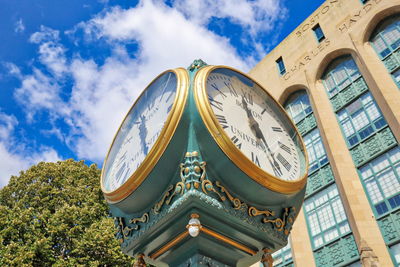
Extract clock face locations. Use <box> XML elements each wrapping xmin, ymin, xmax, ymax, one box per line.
<box><xmin>202</xmin><ymin>68</ymin><xmax>306</xmax><ymax>182</ymax></box>
<box><xmin>102</xmin><ymin>71</ymin><xmax>178</xmax><ymax>192</ymax></box>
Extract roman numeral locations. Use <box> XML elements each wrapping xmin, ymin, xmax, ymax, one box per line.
<box><xmin>208</xmin><ymin>95</ymin><xmax>224</xmax><ymax>111</ymax></box>
<box><xmin>211</xmin><ymin>84</ymin><xmax>227</xmax><ymax>98</ymax></box>
<box><xmin>241</xmin><ymin>91</ymin><xmax>253</xmax><ymax>105</ymax></box>
<box><xmin>216</xmin><ymin>115</ymin><xmax>228</xmax><ymax>129</ymax></box>
<box><xmin>278</xmin><ymin>141</ymin><xmax>291</xmax><ymax>154</ymax></box>
<box><xmin>251</xmin><ymin>152</ymin><xmax>260</xmax><ymax>167</ymax></box>
<box><xmin>261</xmin><ymin>108</ymin><xmax>267</xmax><ymax>115</ymax></box>
<box><xmin>231</xmin><ymin>136</ymin><xmax>242</xmax><ymax>149</ymax></box>
<box><xmin>277</xmin><ymin>153</ymin><xmax>291</xmax><ymax>172</ymax></box>
<box><xmin>272</xmin><ymin>127</ymin><xmax>283</xmax><ymax>132</ymax></box>
<box><xmin>224</xmin><ymin>82</ymin><xmax>238</xmax><ymax>97</ymax></box>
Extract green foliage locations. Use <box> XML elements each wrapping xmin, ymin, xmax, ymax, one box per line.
<box><xmin>0</xmin><ymin>159</ymin><xmax>133</xmax><ymax>266</ymax></box>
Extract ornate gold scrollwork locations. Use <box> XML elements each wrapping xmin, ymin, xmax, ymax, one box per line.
<box><xmin>215</xmin><ymin>181</ymin><xmax>244</xmax><ymax>210</ymax></box>
<box><xmin>130</xmin><ymin>213</ymin><xmax>149</xmax><ymax>225</ymax></box>
<box><xmin>248</xmin><ymin>206</ymin><xmax>296</xmax><ymax>234</ymax></box>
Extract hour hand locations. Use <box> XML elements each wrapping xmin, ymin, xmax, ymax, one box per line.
<box><xmin>138</xmin><ymin>115</ymin><xmax>148</xmax><ymax>154</ymax></box>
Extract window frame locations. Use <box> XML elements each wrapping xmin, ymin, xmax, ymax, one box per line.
<box><xmin>276</xmin><ymin>57</ymin><xmax>286</xmax><ymax>75</ymax></box>
<box><xmin>358</xmin><ymin>146</ymin><xmax>400</xmax><ymax>217</ymax></box>
<box><xmin>336</xmin><ymin>92</ymin><xmax>387</xmax><ymax>147</ymax></box>
<box><xmin>312</xmin><ymin>24</ymin><xmax>325</xmax><ymax>43</ymax></box>
<box><xmin>304</xmin><ymin>184</ymin><xmax>352</xmax><ymax>250</ymax></box>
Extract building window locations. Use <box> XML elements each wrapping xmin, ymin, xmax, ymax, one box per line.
<box><xmin>359</xmin><ymin>146</ymin><xmax>400</xmax><ymax>216</ymax></box>
<box><xmin>322</xmin><ymin>57</ymin><xmax>361</xmax><ymax>97</ymax></box>
<box><xmin>370</xmin><ymin>15</ymin><xmax>400</xmax><ymax>88</ymax></box>
<box><xmin>271</xmin><ymin>240</ymin><xmax>293</xmax><ymax>266</ymax></box>
<box><xmin>313</xmin><ymin>24</ymin><xmax>325</xmax><ymax>42</ymax></box>
<box><xmin>304</xmin><ymin>129</ymin><xmax>329</xmax><ymax>173</ymax></box>
<box><xmin>337</xmin><ymin>92</ymin><xmax>387</xmax><ymax>147</ymax></box>
<box><xmin>284</xmin><ymin>91</ymin><xmax>312</xmax><ymax>123</ymax></box>
<box><xmin>304</xmin><ymin>184</ymin><xmax>351</xmax><ymax>249</ymax></box>
<box><xmin>390</xmin><ymin>242</ymin><xmax>400</xmax><ymax>265</ymax></box>
<box><xmin>276</xmin><ymin>57</ymin><xmax>286</xmax><ymax>75</ymax></box>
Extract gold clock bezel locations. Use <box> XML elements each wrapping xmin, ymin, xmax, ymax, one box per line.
<box><xmin>100</xmin><ymin>68</ymin><xmax>189</xmax><ymax>203</ymax></box>
<box><xmin>193</xmin><ymin>65</ymin><xmax>308</xmax><ymax>194</ymax></box>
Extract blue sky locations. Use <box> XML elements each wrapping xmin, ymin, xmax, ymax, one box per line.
<box><xmin>0</xmin><ymin>0</ymin><xmax>325</xmax><ymax>187</ymax></box>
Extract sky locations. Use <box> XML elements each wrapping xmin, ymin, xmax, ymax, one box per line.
<box><xmin>0</xmin><ymin>0</ymin><xmax>325</xmax><ymax>187</ymax></box>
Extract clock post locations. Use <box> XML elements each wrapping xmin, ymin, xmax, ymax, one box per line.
<box><xmin>101</xmin><ymin>59</ymin><xmax>308</xmax><ymax>266</ymax></box>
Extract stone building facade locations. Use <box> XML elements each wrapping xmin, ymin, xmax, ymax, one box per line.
<box><xmin>249</xmin><ymin>0</ymin><xmax>400</xmax><ymax>266</ymax></box>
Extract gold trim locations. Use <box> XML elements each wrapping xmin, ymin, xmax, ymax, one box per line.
<box><xmin>201</xmin><ymin>226</ymin><xmax>257</xmax><ymax>255</ymax></box>
<box><xmin>149</xmin><ymin>226</ymin><xmax>257</xmax><ymax>260</ymax></box>
<box><xmin>101</xmin><ymin>68</ymin><xmax>190</xmax><ymax>203</ymax></box>
<box><xmin>149</xmin><ymin>231</ymin><xmax>189</xmax><ymax>259</ymax></box>
<box><xmin>193</xmin><ymin>65</ymin><xmax>309</xmax><ymax>194</ymax></box>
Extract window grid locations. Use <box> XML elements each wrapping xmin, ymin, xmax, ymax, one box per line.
<box><xmin>304</xmin><ymin>128</ymin><xmax>329</xmax><ymax>173</ymax></box>
<box><xmin>370</xmin><ymin>16</ymin><xmax>400</xmax><ymax>88</ymax></box>
<box><xmin>285</xmin><ymin>91</ymin><xmax>313</xmax><ymax>123</ymax></box>
<box><xmin>272</xmin><ymin>240</ymin><xmax>293</xmax><ymax>266</ymax></box>
<box><xmin>359</xmin><ymin>146</ymin><xmax>400</xmax><ymax>216</ymax></box>
<box><xmin>337</xmin><ymin>92</ymin><xmax>387</xmax><ymax>147</ymax></box>
<box><xmin>304</xmin><ymin>184</ymin><xmax>351</xmax><ymax>249</ymax></box>
<box><xmin>323</xmin><ymin>58</ymin><xmax>361</xmax><ymax>97</ymax></box>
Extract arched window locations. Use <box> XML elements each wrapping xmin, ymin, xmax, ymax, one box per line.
<box><xmin>322</xmin><ymin>56</ymin><xmax>387</xmax><ymax>147</ymax></box>
<box><xmin>285</xmin><ymin>90</ymin><xmax>312</xmax><ymax>123</ymax></box>
<box><xmin>370</xmin><ymin>14</ymin><xmax>400</xmax><ymax>87</ymax></box>
<box><xmin>322</xmin><ymin>56</ymin><xmax>361</xmax><ymax>98</ymax></box>
<box><xmin>284</xmin><ymin>90</ymin><xmax>358</xmax><ymax>264</ymax></box>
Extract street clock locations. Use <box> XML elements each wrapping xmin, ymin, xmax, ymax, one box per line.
<box><xmin>100</xmin><ymin>61</ymin><xmax>308</xmax><ymax>267</ymax></box>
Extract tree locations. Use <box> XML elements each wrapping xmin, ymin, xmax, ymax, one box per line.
<box><xmin>0</xmin><ymin>159</ymin><xmax>133</xmax><ymax>266</ymax></box>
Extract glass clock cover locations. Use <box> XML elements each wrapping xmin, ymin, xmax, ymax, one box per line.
<box><xmin>102</xmin><ymin>71</ymin><xmax>178</xmax><ymax>193</ymax></box>
<box><xmin>195</xmin><ymin>67</ymin><xmax>307</xmax><ymax>191</ymax></box>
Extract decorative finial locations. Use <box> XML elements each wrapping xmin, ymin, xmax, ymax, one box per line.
<box><xmin>188</xmin><ymin>59</ymin><xmax>207</xmax><ymax>71</ymax></box>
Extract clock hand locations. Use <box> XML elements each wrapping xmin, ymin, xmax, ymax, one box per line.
<box><xmin>138</xmin><ymin>115</ymin><xmax>148</xmax><ymax>155</ymax></box>
<box><xmin>241</xmin><ymin>97</ymin><xmax>283</xmax><ymax>176</ymax></box>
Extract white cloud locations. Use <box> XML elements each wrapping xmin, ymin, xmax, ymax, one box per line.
<box><xmin>11</xmin><ymin>0</ymin><xmax>286</xmax><ymax>164</ymax></box>
<box><xmin>0</xmin><ymin>111</ymin><xmax>61</xmax><ymax>187</ymax></box>
<box><xmin>171</xmin><ymin>0</ymin><xmax>286</xmax><ymax>37</ymax></box>
<box><xmin>14</xmin><ymin>18</ymin><xmax>25</xmax><ymax>33</ymax></box>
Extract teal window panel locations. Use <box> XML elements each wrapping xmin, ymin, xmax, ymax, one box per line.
<box><xmin>322</xmin><ymin>57</ymin><xmax>361</xmax><ymax>98</ymax></box>
<box><xmin>306</xmin><ymin>164</ymin><xmax>335</xmax><ymax>197</ymax></box>
<box><xmin>359</xmin><ymin>146</ymin><xmax>400</xmax><ymax>216</ymax></box>
<box><xmin>276</xmin><ymin>57</ymin><xmax>286</xmax><ymax>75</ymax></box>
<box><xmin>350</xmin><ymin>126</ymin><xmax>397</xmax><ymax>167</ymax></box>
<box><xmin>304</xmin><ymin>184</ymin><xmax>351</xmax><ymax>250</ymax></box>
<box><xmin>312</xmin><ymin>24</ymin><xmax>325</xmax><ymax>43</ymax></box>
<box><xmin>304</xmin><ymin>128</ymin><xmax>329</xmax><ymax>173</ymax></box>
<box><xmin>271</xmin><ymin>240</ymin><xmax>293</xmax><ymax>267</ymax></box>
<box><xmin>313</xmin><ymin>234</ymin><xmax>359</xmax><ymax>267</ymax></box>
<box><xmin>377</xmin><ymin>209</ymin><xmax>400</xmax><ymax>245</ymax></box>
<box><xmin>284</xmin><ymin>90</ymin><xmax>313</xmax><ymax>123</ymax></box>
<box><xmin>337</xmin><ymin>92</ymin><xmax>387</xmax><ymax>147</ymax></box>
<box><xmin>370</xmin><ymin>15</ymin><xmax>400</xmax><ymax>88</ymax></box>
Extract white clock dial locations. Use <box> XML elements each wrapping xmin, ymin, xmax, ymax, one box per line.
<box><xmin>205</xmin><ymin>68</ymin><xmax>305</xmax><ymax>181</ymax></box>
<box><xmin>102</xmin><ymin>72</ymin><xmax>177</xmax><ymax>192</ymax></box>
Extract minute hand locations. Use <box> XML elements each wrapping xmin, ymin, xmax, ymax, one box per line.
<box><xmin>241</xmin><ymin>97</ymin><xmax>283</xmax><ymax>176</ymax></box>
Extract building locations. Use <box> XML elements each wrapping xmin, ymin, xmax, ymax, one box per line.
<box><xmin>249</xmin><ymin>0</ymin><xmax>400</xmax><ymax>266</ymax></box>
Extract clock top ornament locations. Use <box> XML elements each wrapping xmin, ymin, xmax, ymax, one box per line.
<box><xmin>100</xmin><ymin>60</ymin><xmax>308</xmax><ymax>267</ymax></box>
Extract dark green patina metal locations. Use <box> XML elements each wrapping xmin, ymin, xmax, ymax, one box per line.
<box><xmin>107</xmin><ymin>60</ymin><xmax>306</xmax><ymax>266</ymax></box>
